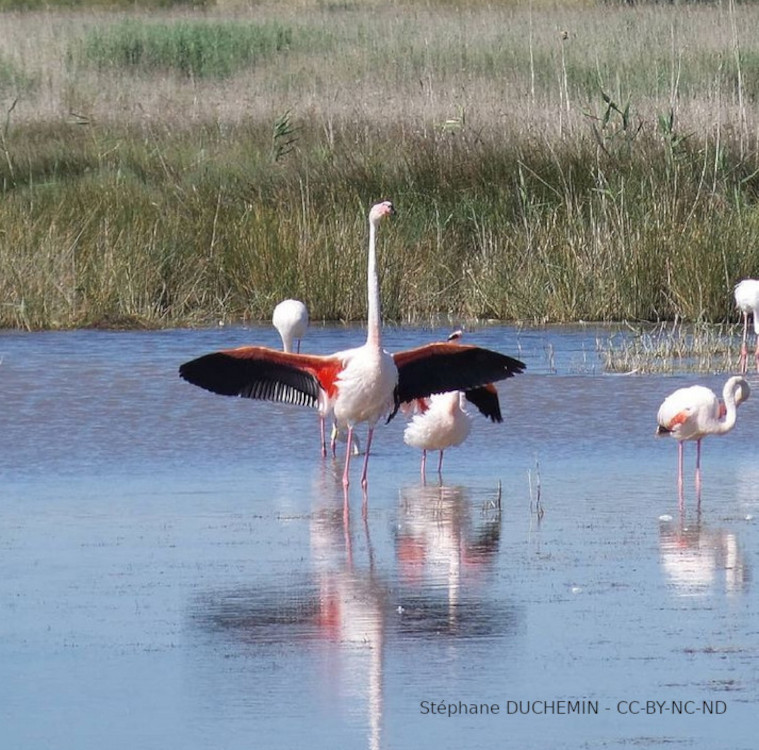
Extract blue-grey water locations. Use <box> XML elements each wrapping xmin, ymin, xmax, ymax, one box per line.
<box><xmin>1</xmin><ymin>324</ymin><xmax>757</xmax><ymax>749</ymax></box>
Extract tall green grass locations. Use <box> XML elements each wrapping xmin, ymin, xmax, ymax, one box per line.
<box><xmin>74</xmin><ymin>20</ymin><xmax>302</xmax><ymax>78</ymax></box>
<box><xmin>1</xmin><ymin>1</ymin><xmax>759</xmax><ymax>331</ymax></box>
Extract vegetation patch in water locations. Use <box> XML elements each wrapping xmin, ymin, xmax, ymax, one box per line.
<box><xmin>600</xmin><ymin>321</ymin><xmax>741</xmax><ymax>374</ymax></box>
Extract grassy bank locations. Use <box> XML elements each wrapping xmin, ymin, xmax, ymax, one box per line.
<box><xmin>1</xmin><ymin>1</ymin><xmax>759</xmax><ymax>329</ymax></box>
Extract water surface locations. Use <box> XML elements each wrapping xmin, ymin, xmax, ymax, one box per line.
<box><xmin>1</xmin><ymin>324</ymin><xmax>757</xmax><ymax>749</ymax></box>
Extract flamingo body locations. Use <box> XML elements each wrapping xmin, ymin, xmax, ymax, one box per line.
<box><xmin>180</xmin><ymin>201</ymin><xmax>525</xmax><ymax>490</ymax></box>
<box><xmin>734</xmin><ymin>279</ymin><xmax>759</xmax><ymax>373</ymax></box>
<box><xmin>272</xmin><ymin>299</ymin><xmax>308</xmax><ymax>353</ymax></box>
<box><xmin>404</xmin><ymin>391</ymin><xmax>473</xmax><ymax>452</ymax></box>
<box><xmin>403</xmin><ymin>385</ymin><xmax>502</xmax><ymax>479</ymax></box>
<box><xmin>656</xmin><ymin>376</ymin><xmax>750</xmax><ymax>499</ymax></box>
<box><xmin>401</xmin><ymin>330</ymin><xmax>504</xmax><ymax>479</ymax></box>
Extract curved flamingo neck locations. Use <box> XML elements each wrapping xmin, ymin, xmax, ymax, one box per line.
<box><xmin>715</xmin><ymin>381</ymin><xmax>741</xmax><ymax>434</ymax></box>
<box><xmin>280</xmin><ymin>332</ymin><xmax>294</xmax><ymax>353</ymax></box>
<box><xmin>366</xmin><ymin>217</ymin><xmax>381</xmax><ymax>348</ymax></box>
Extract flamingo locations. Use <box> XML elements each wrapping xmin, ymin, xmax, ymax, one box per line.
<box><xmin>734</xmin><ymin>279</ymin><xmax>759</xmax><ymax>374</ymax></box>
<box><xmin>403</xmin><ymin>331</ymin><xmax>503</xmax><ymax>480</ymax></box>
<box><xmin>179</xmin><ymin>200</ymin><xmax>526</xmax><ymax>490</ymax></box>
<box><xmin>656</xmin><ymin>375</ymin><xmax>750</xmax><ymax>499</ymax></box>
<box><xmin>272</xmin><ymin>299</ymin><xmax>308</xmax><ymax>354</ymax></box>
<box><xmin>272</xmin><ymin>298</ymin><xmax>354</xmax><ymax>456</ymax></box>
<box><xmin>331</xmin><ymin>422</ymin><xmax>362</xmax><ymax>457</ymax></box>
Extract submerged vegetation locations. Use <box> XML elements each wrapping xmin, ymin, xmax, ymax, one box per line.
<box><xmin>1</xmin><ymin>0</ymin><xmax>759</xmax><ymax>336</ymax></box>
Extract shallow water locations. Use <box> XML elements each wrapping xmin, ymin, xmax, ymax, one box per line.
<box><xmin>1</xmin><ymin>324</ymin><xmax>757</xmax><ymax>749</ymax></box>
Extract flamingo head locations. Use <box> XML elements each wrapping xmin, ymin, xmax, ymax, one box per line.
<box><xmin>369</xmin><ymin>200</ymin><xmax>396</xmax><ymax>225</ymax></box>
<box><xmin>732</xmin><ymin>376</ymin><xmax>751</xmax><ymax>407</ymax></box>
<box><xmin>447</xmin><ymin>329</ymin><xmax>464</xmax><ymax>342</ymax></box>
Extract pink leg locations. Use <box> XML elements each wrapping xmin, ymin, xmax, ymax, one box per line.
<box><xmin>359</xmin><ymin>428</ymin><xmax>374</xmax><ymax>490</ymax></box>
<box><xmin>320</xmin><ymin>416</ymin><xmax>327</xmax><ymax>458</ymax></box>
<box><xmin>739</xmin><ymin>313</ymin><xmax>749</xmax><ymax>374</ymax></box>
<box><xmin>437</xmin><ymin>450</ymin><xmax>445</xmax><ymax>475</ymax></box>
<box><xmin>694</xmin><ymin>439</ymin><xmax>702</xmax><ymax>495</ymax></box>
<box><xmin>330</xmin><ymin>425</ymin><xmax>338</xmax><ymax>457</ymax></box>
<box><xmin>677</xmin><ymin>441</ymin><xmax>684</xmax><ymax>502</ymax></box>
<box><xmin>342</xmin><ymin>426</ymin><xmax>354</xmax><ymax>487</ymax></box>
<box><xmin>420</xmin><ymin>450</ymin><xmax>427</xmax><ymax>482</ymax></box>
<box><xmin>754</xmin><ymin>335</ymin><xmax>759</xmax><ymax>373</ymax></box>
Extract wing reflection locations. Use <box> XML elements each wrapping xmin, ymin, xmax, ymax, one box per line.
<box><xmin>659</xmin><ymin>515</ymin><xmax>750</xmax><ymax>597</ymax></box>
<box><xmin>192</xmin><ymin>484</ymin><xmax>519</xmax><ymax>750</ymax></box>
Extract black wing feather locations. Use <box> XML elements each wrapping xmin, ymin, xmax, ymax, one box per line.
<box><xmin>396</xmin><ymin>348</ymin><xmax>524</xmax><ymax>404</ymax></box>
<box><xmin>464</xmin><ymin>387</ymin><xmax>503</xmax><ymax>423</ymax></box>
<box><xmin>179</xmin><ymin>352</ymin><xmax>320</xmax><ymax>409</ymax></box>
<box><xmin>391</xmin><ymin>346</ymin><xmax>524</xmax><ymax>422</ymax></box>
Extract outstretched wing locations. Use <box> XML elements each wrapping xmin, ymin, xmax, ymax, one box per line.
<box><xmin>179</xmin><ymin>346</ymin><xmax>341</xmax><ymax>409</ymax></box>
<box><xmin>392</xmin><ymin>343</ymin><xmax>524</xmax><ymax>419</ymax></box>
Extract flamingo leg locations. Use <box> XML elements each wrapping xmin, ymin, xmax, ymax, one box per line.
<box><xmin>677</xmin><ymin>441</ymin><xmax>685</xmax><ymax>501</ymax></box>
<box><xmin>694</xmin><ymin>438</ymin><xmax>702</xmax><ymax>496</ymax></box>
<box><xmin>420</xmin><ymin>450</ymin><xmax>427</xmax><ymax>482</ymax></box>
<box><xmin>360</xmin><ymin>428</ymin><xmax>374</xmax><ymax>490</ymax></box>
<box><xmin>330</xmin><ymin>424</ymin><xmax>338</xmax><ymax>457</ymax></box>
<box><xmin>319</xmin><ymin>416</ymin><xmax>327</xmax><ymax>458</ymax></box>
<box><xmin>739</xmin><ymin>312</ymin><xmax>749</xmax><ymax>374</ymax></box>
<box><xmin>754</xmin><ymin>333</ymin><xmax>759</xmax><ymax>373</ymax></box>
<box><xmin>342</xmin><ymin>426</ymin><xmax>355</xmax><ymax>487</ymax></box>
<box><xmin>437</xmin><ymin>450</ymin><xmax>445</xmax><ymax>475</ymax></box>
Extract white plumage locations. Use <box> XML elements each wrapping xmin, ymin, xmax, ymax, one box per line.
<box><xmin>734</xmin><ymin>278</ymin><xmax>759</xmax><ymax>373</ymax></box>
<box><xmin>656</xmin><ymin>375</ymin><xmax>750</xmax><ymax>500</ymax></box>
<box><xmin>272</xmin><ymin>299</ymin><xmax>308</xmax><ymax>354</ymax></box>
<box><xmin>404</xmin><ymin>390</ymin><xmax>472</xmax><ymax>452</ymax></box>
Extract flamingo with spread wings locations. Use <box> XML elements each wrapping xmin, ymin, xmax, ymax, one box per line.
<box><xmin>180</xmin><ymin>201</ymin><xmax>525</xmax><ymax>490</ymax></box>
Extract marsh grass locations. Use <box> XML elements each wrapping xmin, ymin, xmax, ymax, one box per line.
<box><xmin>600</xmin><ymin>320</ymin><xmax>741</xmax><ymax>374</ymax></box>
<box><xmin>74</xmin><ymin>19</ymin><xmax>302</xmax><ymax>78</ymax></box>
<box><xmin>2</xmin><ymin>1</ymin><xmax>759</xmax><ymax>346</ymax></box>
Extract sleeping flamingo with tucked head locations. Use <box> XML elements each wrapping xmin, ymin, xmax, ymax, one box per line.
<box><xmin>403</xmin><ymin>331</ymin><xmax>503</xmax><ymax>481</ymax></box>
<box><xmin>272</xmin><ymin>299</ymin><xmax>308</xmax><ymax>354</ymax></box>
<box><xmin>656</xmin><ymin>375</ymin><xmax>750</xmax><ymax>501</ymax></box>
<box><xmin>179</xmin><ymin>201</ymin><xmax>525</xmax><ymax>491</ymax></box>
<box><xmin>734</xmin><ymin>278</ymin><xmax>759</xmax><ymax>374</ymax></box>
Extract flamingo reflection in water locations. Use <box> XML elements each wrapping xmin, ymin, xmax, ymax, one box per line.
<box><xmin>659</xmin><ymin>514</ymin><xmax>749</xmax><ymax>598</ymax></box>
<box><xmin>394</xmin><ymin>483</ymin><xmax>505</xmax><ymax>633</ymax></box>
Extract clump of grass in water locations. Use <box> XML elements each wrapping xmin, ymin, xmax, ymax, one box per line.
<box><xmin>601</xmin><ymin>319</ymin><xmax>740</xmax><ymax>374</ymax></box>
